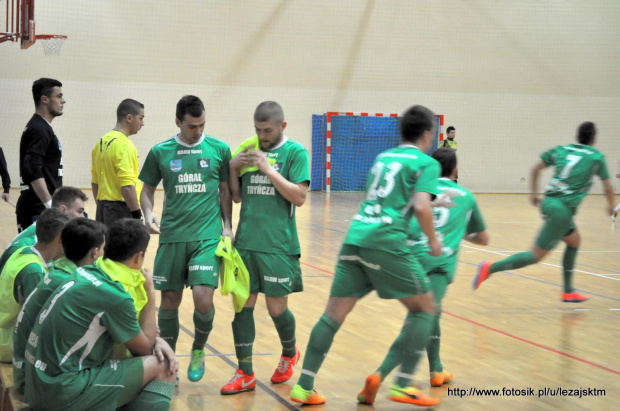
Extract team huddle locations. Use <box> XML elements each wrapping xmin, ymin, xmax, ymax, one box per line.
<box><xmin>0</xmin><ymin>78</ymin><xmax>616</xmax><ymax>409</ymax></box>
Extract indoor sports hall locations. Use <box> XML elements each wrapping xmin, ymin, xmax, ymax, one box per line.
<box><xmin>1</xmin><ymin>1</ymin><xmax>619</xmax><ymax>409</ymax></box>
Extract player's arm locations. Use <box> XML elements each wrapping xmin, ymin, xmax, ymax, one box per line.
<box><xmin>15</xmin><ymin>268</ymin><xmax>44</xmax><ymax>304</ymax></box>
<box><xmin>140</xmin><ymin>183</ymin><xmax>160</xmax><ymax>234</ymax></box>
<box><xmin>229</xmin><ymin>147</ymin><xmax>250</xmax><ymax>203</ymax></box>
<box><xmin>251</xmin><ymin>149</ymin><xmax>308</xmax><ymax>207</ymax></box>
<box><xmin>601</xmin><ymin>178</ymin><xmax>616</xmax><ymax>216</ymax></box>
<box><xmin>91</xmin><ymin>183</ymin><xmax>98</xmax><ymax>201</ymax></box>
<box><xmin>529</xmin><ymin>160</ymin><xmax>548</xmax><ymax>207</ymax></box>
<box><xmin>0</xmin><ymin>148</ymin><xmax>10</xmax><ymax>202</ymax></box>
<box><xmin>616</xmin><ymin>160</ymin><xmax>620</xmax><ymax>179</ymax></box>
<box><xmin>124</xmin><ymin>268</ymin><xmax>158</xmax><ymax>356</ymax></box>
<box><xmin>22</xmin><ymin>130</ymin><xmax>53</xmax><ymax>207</ymax></box>
<box><xmin>465</xmin><ymin>230</ymin><xmax>489</xmax><ymax>246</ymax></box>
<box><xmin>116</xmin><ymin>148</ymin><xmax>141</xmax><ymax>218</ymax></box>
<box><xmin>219</xmin><ymin>181</ymin><xmax>234</xmax><ymax>239</ymax></box>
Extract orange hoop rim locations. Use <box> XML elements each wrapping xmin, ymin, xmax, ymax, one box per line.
<box><xmin>35</xmin><ymin>34</ymin><xmax>67</xmax><ymax>40</ymax></box>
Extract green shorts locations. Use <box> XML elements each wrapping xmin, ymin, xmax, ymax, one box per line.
<box><xmin>238</xmin><ymin>249</ymin><xmax>303</xmax><ymax>297</ymax></box>
<box><xmin>153</xmin><ymin>240</ymin><xmax>220</xmax><ymax>291</ymax></box>
<box><xmin>536</xmin><ymin>197</ymin><xmax>576</xmax><ymax>251</ymax></box>
<box><xmin>330</xmin><ymin>244</ymin><xmax>430</xmax><ymax>299</ymax></box>
<box><xmin>28</xmin><ymin>357</ymin><xmax>144</xmax><ymax>411</ymax></box>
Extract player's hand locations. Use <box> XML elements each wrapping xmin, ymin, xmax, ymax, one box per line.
<box><xmin>428</xmin><ymin>237</ymin><xmax>443</xmax><ymax>257</ymax></box>
<box><xmin>153</xmin><ymin>337</ymin><xmax>179</xmax><ymax>375</ymax></box>
<box><xmin>141</xmin><ymin>267</ymin><xmax>155</xmax><ymax>291</ymax></box>
<box><xmin>145</xmin><ymin>212</ymin><xmax>160</xmax><ymax>234</ymax></box>
<box><xmin>230</xmin><ymin>147</ymin><xmax>252</xmax><ymax>170</ymax></box>
<box><xmin>530</xmin><ymin>194</ymin><xmax>541</xmax><ymax>207</ymax></box>
<box><xmin>1</xmin><ymin>193</ymin><xmax>9</xmax><ymax>203</ymax></box>
<box><xmin>222</xmin><ymin>227</ymin><xmax>235</xmax><ymax>243</ymax></box>
<box><xmin>248</xmin><ymin>149</ymin><xmax>270</xmax><ymax>173</ymax></box>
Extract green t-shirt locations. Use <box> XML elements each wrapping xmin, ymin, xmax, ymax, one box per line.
<box><xmin>409</xmin><ymin>178</ymin><xmax>486</xmax><ymax>280</ymax></box>
<box><xmin>0</xmin><ymin>223</ymin><xmax>37</xmax><ymax>274</ymax></box>
<box><xmin>541</xmin><ymin>143</ymin><xmax>610</xmax><ymax>213</ymax></box>
<box><xmin>139</xmin><ymin>134</ymin><xmax>231</xmax><ymax>243</ymax></box>
<box><xmin>13</xmin><ymin>258</ymin><xmax>77</xmax><ymax>392</ymax></box>
<box><xmin>13</xmin><ymin>247</ymin><xmax>48</xmax><ymax>302</ymax></box>
<box><xmin>24</xmin><ymin>265</ymin><xmax>141</xmax><ymax>408</ymax></box>
<box><xmin>344</xmin><ymin>145</ymin><xmax>440</xmax><ymax>254</ymax></box>
<box><xmin>234</xmin><ymin>137</ymin><xmax>310</xmax><ymax>255</ymax></box>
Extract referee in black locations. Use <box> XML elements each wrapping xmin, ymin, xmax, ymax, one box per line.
<box><xmin>16</xmin><ymin>78</ymin><xmax>65</xmax><ymax>232</ymax></box>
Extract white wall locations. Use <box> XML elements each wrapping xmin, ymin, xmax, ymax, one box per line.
<box><xmin>1</xmin><ymin>0</ymin><xmax>619</xmax><ymax>193</ymax></box>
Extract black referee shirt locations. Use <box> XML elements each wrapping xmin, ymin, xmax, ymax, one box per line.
<box><xmin>19</xmin><ymin>114</ymin><xmax>63</xmax><ymax>203</ymax></box>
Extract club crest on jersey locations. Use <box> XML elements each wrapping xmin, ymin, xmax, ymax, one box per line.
<box><xmin>273</xmin><ymin>162</ymin><xmax>283</xmax><ymax>173</ymax></box>
<box><xmin>170</xmin><ymin>159</ymin><xmax>182</xmax><ymax>172</ymax></box>
<box><xmin>197</xmin><ymin>158</ymin><xmax>210</xmax><ymax>169</ymax></box>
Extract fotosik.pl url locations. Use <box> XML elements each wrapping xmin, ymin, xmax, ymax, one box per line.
<box><xmin>447</xmin><ymin>387</ymin><xmax>605</xmax><ymax>399</ymax></box>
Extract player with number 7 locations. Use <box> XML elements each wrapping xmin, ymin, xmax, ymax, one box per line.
<box><xmin>474</xmin><ymin>122</ymin><xmax>616</xmax><ymax>302</ymax></box>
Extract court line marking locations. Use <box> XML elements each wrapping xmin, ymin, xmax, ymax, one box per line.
<box><xmin>299</xmin><ymin>262</ymin><xmax>620</xmax><ymax>377</ymax></box>
<box><xmin>462</xmin><ymin>244</ymin><xmax>620</xmax><ymax>281</ymax></box>
<box><xmin>175</xmin><ymin>352</ymin><xmax>272</xmax><ymax>358</ymax></box>
<box><xmin>443</xmin><ymin>311</ymin><xmax>620</xmax><ymax>376</ymax></box>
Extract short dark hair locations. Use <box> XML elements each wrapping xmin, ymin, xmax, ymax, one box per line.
<box><xmin>116</xmin><ymin>99</ymin><xmax>144</xmax><ymax>123</ymax></box>
<box><xmin>51</xmin><ymin>186</ymin><xmax>88</xmax><ymax>208</ymax></box>
<box><xmin>32</xmin><ymin>78</ymin><xmax>62</xmax><ymax>107</ymax></box>
<box><xmin>35</xmin><ymin>208</ymin><xmax>71</xmax><ymax>244</ymax></box>
<box><xmin>432</xmin><ymin>147</ymin><xmax>457</xmax><ymax>178</ymax></box>
<box><xmin>577</xmin><ymin>122</ymin><xmax>596</xmax><ymax>145</ymax></box>
<box><xmin>446</xmin><ymin>126</ymin><xmax>455</xmax><ymax>134</ymax></box>
<box><xmin>103</xmin><ymin>219</ymin><xmax>150</xmax><ymax>262</ymax></box>
<box><xmin>61</xmin><ymin>218</ymin><xmax>106</xmax><ymax>262</ymax></box>
<box><xmin>254</xmin><ymin>101</ymin><xmax>284</xmax><ymax>124</ymax></box>
<box><xmin>399</xmin><ymin>105</ymin><xmax>436</xmax><ymax>143</ymax></box>
<box><xmin>176</xmin><ymin>95</ymin><xmax>205</xmax><ymax>121</ymax></box>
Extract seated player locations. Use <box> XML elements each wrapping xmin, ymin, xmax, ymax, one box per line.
<box><xmin>0</xmin><ymin>186</ymin><xmax>88</xmax><ymax>273</ymax></box>
<box><xmin>13</xmin><ymin>218</ymin><xmax>106</xmax><ymax>393</ymax></box>
<box><xmin>474</xmin><ymin>122</ymin><xmax>616</xmax><ymax>302</ymax></box>
<box><xmin>24</xmin><ymin>219</ymin><xmax>178</xmax><ymax>410</ymax></box>
<box><xmin>0</xmin><ymin>208</ymin><xmax>69</xmax><ymax>362</ymax></box>
<box><xmin>389</xmin><ymin>148</ymin><xmax>488</xmax><ymax>391</ymax></box>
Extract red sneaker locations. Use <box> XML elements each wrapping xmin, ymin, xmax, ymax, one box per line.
<box><xmin>562</xmin><ymin>291</ymin><xmax>589</xmax><ymax>303</ymax></box>
<box><xmin>430</xmin><ymin>369</ymin><xmax>454</xmax><ymax>387</ymax></box>
<box><xmin>473</xmin><ymin>260</ymin><xmax>493</xmax><ymax>290</ymax></box>
<box><xmin>220</xmin><ymin>369</ymin><xmax>256</xmax><ymax>395</ymax></box>
<box><xmin>357</xmin><ymin>372</ymin><xmax>381</xmax><ymax>404</ymax></box>
<box><xmin>271</xmin><ymin>347</ymin><xmax>300</xmax><ymax>384</ymax></box>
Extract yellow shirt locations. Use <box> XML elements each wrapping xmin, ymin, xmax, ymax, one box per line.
<box><xmin>91</xmin><ymin>130</ymin><xmax>142</xmax><ymax>202</ymax></box>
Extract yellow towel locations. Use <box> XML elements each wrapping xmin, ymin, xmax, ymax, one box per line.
<box><xmin>232</xmin><ymin>135</ymin><xmax>276</xmax><ymax>176</ymax></box>
<box><xmin>97</xmin><ymin>257</ymin><xmax>148</xmax><ymax>314</ymax></box>
<box><xmin>216</xmin><ymin>236</ymin><xmax>250</xmax><ymax>312</ymax></box>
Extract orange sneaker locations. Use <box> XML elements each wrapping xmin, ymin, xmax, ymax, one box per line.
<box><xmin>562</xmin><ymin>291</ymin><xmax>589</xmax><ymax>303</ymax></box>
<box><xmin>271</xmin><ymin>347</ymin><xmax>301</xmax><ymax>383</ymax></box>
<box><xmin>357</xmin><ymin>372</ymin><xmax>382</xmax><ymax>404</ymax></box>
<box><xmin>473</xmin><ymin>260</ymin><xmax>493</xmax><ymax>290</ymax></box>
<box><xmin>388</xmin><ymin>385</ymin><xmax>440</xmax><ymax>407</ymax></box>
<box><xmin>430</xmin><ymin>370</ymin><xmax>454</xmax><ymax>387</ymax></box>
<box><xmin>290</xmin><ymin>384</ymin><xmax>326</xmax><ymax>405</ymax></box>
<box><xmin>220</xmin><ymin>369</ymin><xmax>256</xmax><ymax>395</ymax></box>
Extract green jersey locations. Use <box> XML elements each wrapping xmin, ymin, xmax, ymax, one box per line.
<box><xmin>139</xmin><ymin>134</ymin><xmax>231</xmax><ymax>243</ymax></box>
<box><xmin>0</xmin><ymin>223</ymin><xmax>37</xmax><ymax>273</ymax></box>
<box><xmin>409</xmin><ymin>178</ymin><xmax>486</xmax><ymax>278</ymax></box>
<box><xmin>13</xmin><ymin>258</ymin><xmax>76</xmax><ymax>392</ymax></box>
<box><xmin>235</xmin><ymin>137</ymin><xmax>310</xmax><ymax>255</ymax></box>
<box><xmin>24</xmin><ymin>265</ymin><xmax>141</xmax><ymax>408</ymax></box>
<box><xmin>344</xmin><ymin>145</ymin><xmax>440</xmax><ymax>254</ymax></box>
<box><xmin>541</xmin><ymin>144</ymin><xmax>610</xmax><ymax>213</ymax></box>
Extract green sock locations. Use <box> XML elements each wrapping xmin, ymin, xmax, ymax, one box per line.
<box><xmin>427</xmin><ymin>274</ymin><xmax>447</xmax><ymax>373</ymax></box>
<box><xmin>562</xmin><ymin>246</ymin><xmax>578</xmax><ymax>293</ymax></box>
<box><xmin>490</xmin><ymin>251</ymin><xmax>537</xmax><ymax>275</ymax></box>
<box><xmin>232</xmin><ymin>307</ymin><xmax>255</xmax><ymax>375</ymax></box>
<box><xmin>120</xmin><ymin>381</ymin><xmax>174</xmax><ymax>411</ymax></box>
<box><xmin>427</xmin><ymin>310</ymin><xmax>442</xmax><ymax>372</ymax></box>
<box><xmin>297</xmin><ymin>314</ymin><xmax>341</xmax><ymax>391</ymax></box>
<box><xmin>158</xmin><ymin>309</ymin><xmax>179</xmax><ymax>352</ymax></box>
<box><xmin>271</xmin><ymin>309</ymin><xmax>297</xmax><ymax>357</ymax></box>
<box><xmin>193</xmin><ymin>306</ymin><xmax>215</xmax><ymax>352</ymax></box>
<box><xmin>395</xmin><ymin>312</ymin><xmax>434</xmax><ymax>387</ymax></box>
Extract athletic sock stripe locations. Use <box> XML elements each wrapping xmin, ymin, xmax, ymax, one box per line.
<box><xmin>301</xmin><ymin>369</ymin><xmax>316</xmax><ymax>377</ymax></box>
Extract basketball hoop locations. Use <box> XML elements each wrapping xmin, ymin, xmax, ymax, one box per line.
<box><xmin>36</xmin><ymin>34</ymin><xmax>66</xmax><ymax>56</ymax></box>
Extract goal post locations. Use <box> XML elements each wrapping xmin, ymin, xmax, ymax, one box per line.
<box><xmin>310</xmin><ymin>112</ymin><xmax>443</xmax><ymax>192</ymax></box>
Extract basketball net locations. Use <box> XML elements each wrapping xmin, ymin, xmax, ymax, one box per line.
<box><xmin>37</xmin><ymin>35</ymin><xmax>67</xmax><ymax>56</ymax></box>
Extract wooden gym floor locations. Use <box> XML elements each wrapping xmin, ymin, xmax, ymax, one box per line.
<box><xmin>1</xmin><ymin>189</ymin><xmax>618</xmax><ymax>410</ymax></box>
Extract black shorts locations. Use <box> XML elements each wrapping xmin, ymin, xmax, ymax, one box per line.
<box><xmin>15</xmin><ymin>193</ymin><xmax>45</xmax><ymax>233</ymax></box>
<box><xmin>96</xmin><ymin>200</ymin><xmax>131</xmax><ymax>227</ymax></box>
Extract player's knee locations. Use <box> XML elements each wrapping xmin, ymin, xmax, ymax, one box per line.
<box><xmin>160</xmin><ymin>291</ymin><xmax>183</xmax><ymax>309</ymax></box>
<box><xmin>266</xmin><ymin>297</ymin><xmax>288</xmax><ymax>317</ymax></box>
<box><xmin>142</xmin><ymin>355</ymin><xmax>175</xmax><ymax>385</ymax></box>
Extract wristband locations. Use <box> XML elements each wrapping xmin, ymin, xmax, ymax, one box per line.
<box><xmin>130</xmin><ymin>209</ymin><xmax>143</xmax><ymax>220</ymax></box>
<box><xmin>44</xmin><ymin>199</ymin><xmax>52</xmax><ymax>209</ymax></box>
